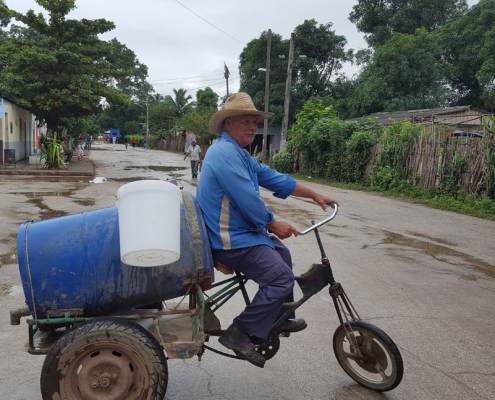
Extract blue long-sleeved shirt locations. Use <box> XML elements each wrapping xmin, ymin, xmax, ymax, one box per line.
<box><xmin>196</xmin><ymin>132</ymin><xmax>296</xmax><ymax>250</ymax></box>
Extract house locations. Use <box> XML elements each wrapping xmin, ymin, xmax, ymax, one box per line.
<box><xmin>356</xmin><ymin>105</ymin><xmax>493</xmax><ymax>134</ymax></box>
<box><xmin>249</xmin><ymin>126</ymin><xmax>282</xmax><ymax>156</ymax></box>
<box><xmin>0</xmin><ymin>97</ymin><xmax>43</xmax><ymax>166</ymax></box>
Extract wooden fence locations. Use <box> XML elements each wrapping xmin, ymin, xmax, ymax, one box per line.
<box><xmin>364</xmin><ymin>131</ymin><xmax>487</xmax><ymax>194</ymax></box>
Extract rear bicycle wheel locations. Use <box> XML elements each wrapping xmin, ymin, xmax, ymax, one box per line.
<box><xmin>40</xmin><ymin>318</ymin><xmax>168</xmax><ymax>400</ymax></box>
<box><xmin>333</xmin><ymin>320</ymin><xmax>403</xmax><ymax>391</ymax></box>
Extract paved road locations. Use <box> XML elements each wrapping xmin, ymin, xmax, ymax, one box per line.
<box><xmin>0</xmin><ymin>143</ymin><xmax>494</xmax><ymax>400</ymax></box>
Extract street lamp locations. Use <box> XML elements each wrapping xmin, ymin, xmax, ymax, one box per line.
<box><xmin>261</xmin><ymin>29</ymin><xmax>271</xmax><ymax>164</ymax></box>
<box><xmin>281</xmin><ymin>31</ymin><xmax>306</xmax><ymax>152</ymax></box>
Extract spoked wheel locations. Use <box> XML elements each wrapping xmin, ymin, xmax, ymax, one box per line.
<box><xmin>333</xmin><ymin>321</ymin><xmax>403</xmax><ymax>392</ymax></box>
<box><xmin>40</xmin><ymin>318</ymin><xmax>168</xmax><ymax>400</ymax></box>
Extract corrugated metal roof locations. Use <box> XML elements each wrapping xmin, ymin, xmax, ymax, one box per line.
<box><xmin>351</xmin><ymin>106</ymin><xmax>492</xmax><ymax>125</ymax></box>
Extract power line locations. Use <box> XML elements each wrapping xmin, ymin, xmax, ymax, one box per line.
<box><xmin>149</xmin><ymin>65</ymin><xmax>238</xmax><ymax>84</ymax></box>
<box><xmin>157</xmin><ymin>76</ymin><xmax>240</xmax><ymax>96</ymax></box>
<box><xmin>174</xmin><ymin>0</ymin><xmax>245</xmax><ymax>45</ymax></box>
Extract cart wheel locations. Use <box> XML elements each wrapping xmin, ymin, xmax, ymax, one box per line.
<box><xmin>40</xmin><ymin>318</ymin><xmax>168</xmax><ymax>400</ymax></box>
<box><xmin>333</xmin><ymin>321</ymin><xmax>403</xmax><ymax>392</ymax></box>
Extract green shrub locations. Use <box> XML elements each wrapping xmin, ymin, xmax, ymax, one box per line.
<box><xmin>272</xmin><ymin>151</ymin><xmax>293</xmax><ymax>173</ymax></box>
<box><xmin>40</xmin><ymin>132</ymin><xmax>66</xmax><ymax>170</ymax></box>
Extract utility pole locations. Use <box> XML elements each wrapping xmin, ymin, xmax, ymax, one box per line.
<box><xmin>281</xmin><ymin>32</ymin><xmax>295</xmax><ymax>152</ymax></box>
<box><xmin>262</xmin><ymin>29</ymin><xmax>271</xmax><ymax>164</ymax></box>
<box><xmin>224</xmin><ymin>63</ymin><xmax>230</xmax><ymax>96</ymax></box>
<box><xmin>146</xmin><ymin>93</ymin><xmax>149</xmax><ymax>142</ymax></box>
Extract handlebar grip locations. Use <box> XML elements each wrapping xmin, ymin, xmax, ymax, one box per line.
<box><xmin>297</xmin><ymin>204</ymin><xmax>338</xmax><ymax>235</ymax></box>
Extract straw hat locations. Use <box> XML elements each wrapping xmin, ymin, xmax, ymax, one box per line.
<box><xmin>209</xmin><ymin>92</ymin><xmax>274</xmax><ymax>134</ymax></box>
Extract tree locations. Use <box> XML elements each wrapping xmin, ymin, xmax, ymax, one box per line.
<box><xmin>239</xmin><ymin>30</ymin><xmax>288</xmax><ymax>127</ymax></box>
<box><xmin>0</xmin><ymin>0</ymin><xmax>143</xmax><ymax>133</ymax></box>
<box><xmin>196</xmin><ymin>87</ymin><xmax>219</xmax><ymax>111</ymax></box>
<box><xmin>148</xmin><ymin>101</ymin><xmax>176</xmax><ymax>135</ymax></box>
<box><xmin>293</xmin><ymin>19</ymin><xmax>353</xmax><ymax>100</ymax></box>
<box><xmin>239</xmin><ymin>22</ymin><xmax>353</xmax><ymax>128</ymax></box>
<box><xmin>434</xmin><ymin>0</ymin><xmax>495</xmax><ymax>110</ymax></box>
<box><xmin>180</xmin><ymin>87</ymin><xmax>219</xmax><ymax>144</ymax></box>
<box><xmin>347</xmin><ymin>28</ymin><xmax>449</xmax><ymax>117</ymax></box>
<box><xmin>165</xmin><ymin>88</ymin><xmax>195</xmax><ymax>118</ymax></box>
<box><xmin>349</xmin><ymin>0</ymin><xmax>468</xmax><ymax>48</ymax></box>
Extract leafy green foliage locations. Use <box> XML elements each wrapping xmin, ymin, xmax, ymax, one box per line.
<box><xmin>438</xmin><ymin>145</ymin><xmax>467</xmax><ymax>197</ymax></box>
<box><xmin>196</xmin><ymin>87</ymin><xmax>219</xmax><ymax>111</ymax></box>
<box><xmin>350</xmin><ymin>0</ymin><xmax>468</xmax><ymax>48</ymax></box>
<box><xmin>293</xmin><ymin>20</ymin><xmax>353</xmax><ymax>101</ymax></box>
<box><xmin>348</xmin><ymin>28</ymin><xmax>449</xmax><ymax>117</ymax></box>
<box><xmin>434</xmin><ymin>0</ymin><xmax>495</xmax><ymax>110</ymax></box>
<box><xmin>272</xmin><ymin>151</ymin><xmax>293</xmax><ymax>174</ymax></box>
<box><xmin>239</xmin><ymin>30</ymin><xmax>288</xmax><ymax>127</ymax></box>
<box><xmin>345</xmin><ymin>130</ymin><xmax>379</xmax><ymax>182</ymax></box>
<box><xmin>369</xmin><ymin>121</ymin><xmax>422</xmax><ymax>188</ymax></box>
<box><xmin>165</xmin><ymin>88</ymin><xmax>195</xmax><ymax>118</ymax></box>
<box><xmin>239</xmin><ymin>21</ymin><xmax>354</xmax><ymax>129</ymax></box>
<box><xmin>480</xmin><ymin>116</ymin><xmax>495</xmax><ymax>198</ymax></box>
<box><xmin>290</xmin><ymin>98</ymin><xmax>379</xmax><ymax>182</ymax></box>
<box><xmin>40</xmin><ymin>132</ymin><xmax>66</xmax><ymax>170</ymax></box>
<box><xmin>0</xmin><ymin>0</ymin><xmax>137</xmax><ymax>133</ymax></box>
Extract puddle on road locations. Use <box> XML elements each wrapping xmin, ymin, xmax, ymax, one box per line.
<box><xmin>0</xmin><ymin>250</ymin><xmax>17</xmax><ymax>267</ymax></box>
<box><xmin>0</xmin><ymin>282</ymin><xmax>22</xmax><ymax>296</ymax></box>
<box><xmin>74</xmin><ymin>199</ymin><xmax>96</xmax><ymax>207</ymax></box>
<box><xmin>0</xmin><ymin>233</ymin><xmax>17</xmax><ymax>245</ymax></box>
<box><xmin>124</xmin><ymin>165</ymin><xmax>187</xmax><ymax>172</ymax></box>
<box><xmin>0</xmin><ymin>283</ymin><xmax>12</xmax><ymax>296</ymax></box>
<box><xmin>375</xmin><ymin>230</ymin><xmax>494</xmax><ymax>279</ymax></box>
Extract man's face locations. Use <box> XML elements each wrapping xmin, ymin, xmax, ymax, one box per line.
<box><xmin>225</xmin><ymin>114</ymin><xmax>260</xmax><ymax>148</ymax></box>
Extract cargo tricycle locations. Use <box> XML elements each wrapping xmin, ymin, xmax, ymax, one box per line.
<box><xmin>10</xmin><ymin>184</ymin><xmax>403</xmax><ymax>399</ymax></box>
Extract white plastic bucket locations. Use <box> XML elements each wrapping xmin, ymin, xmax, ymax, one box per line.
<box><xmin>116</xmin><ymin>180</ymin><xmax>182</xmax><ymax>267</ymax></box>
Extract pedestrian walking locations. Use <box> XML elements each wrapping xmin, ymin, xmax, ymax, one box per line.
<box><xmin>143</xmin><ymin>139</ymin><xmax>148</xmax><ymax>151</ymax></box>
<box><xmin>184</xmin><ymin>140</ymin><xmax>201</xmax><ymax>178</ymax></box>
<box><xmin>131</xmin><ymin>137</ymin><xmax>136</xmax><ymax>150</ymax></box>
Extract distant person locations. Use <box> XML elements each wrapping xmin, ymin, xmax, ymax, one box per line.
<box><xmin>61</xmin><ymin>139</ymin><xmax>73</xmax><ymax>164</ymax></box>
<box><xmin>184</xmin><ymin>140</ymin><xmax>201</xmax><ymax>178</ymax></box>
<box><xmin>131</xmin><ymin>137</ymin><xmax>136</xmax><ymax>149</ymax></box>
<box><xmin>143</xmin><ymin>139</ymin><xmax>148</xmax><ymax>151</ymax></box>
<box><xmin>77</xmin><ymin>140</ymin><xmax>84</xmax><ymax>163</ymax></box>
<box><xmin>85</xmin><ymin>134</ymin><xmax>92</xmax><ymax>150</ymax></box>
<box><xmin>124</xmin><ymin>137</ymin><xmax>129</xmax><ymax>149</ymax></box>
<box><xmin>112</xmin><ymin>135</ymin><xmax>117</xmax><ymax>150</ymax></box>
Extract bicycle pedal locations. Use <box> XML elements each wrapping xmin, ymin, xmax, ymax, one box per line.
<box><xmin>279</xmin><ymin>332</ymin><xmax>291</xmax><ymax>338</ymax></box>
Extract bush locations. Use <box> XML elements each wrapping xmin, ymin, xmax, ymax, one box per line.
<box><xmin>272</xmin><ymin>151</ymin><xmax>293</xmax><ymax>173</ymax></box>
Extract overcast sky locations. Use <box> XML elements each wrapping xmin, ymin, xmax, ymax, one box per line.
<box><xmin>8</xmin><ymin>0</ymin><xmax>480</xmax><ymax>100</ymax></box>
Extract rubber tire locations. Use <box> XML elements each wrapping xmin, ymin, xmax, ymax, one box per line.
<box><xmin>40</xmin><ymin>318</ymin><xmax>168</xmax><ymax>400</ymax></box>
<box><xmin>333</xmin><ymin>320</ymin><xmax>403</xmax><ymax>392</ymax></box>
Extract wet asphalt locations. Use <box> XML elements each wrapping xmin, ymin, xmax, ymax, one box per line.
<box><xmin>0</xmin><ymin>142</ymin><xmax>494</xmax><ymax>400</ymax></box>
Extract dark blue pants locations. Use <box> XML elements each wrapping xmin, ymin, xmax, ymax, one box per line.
<box><xmin>213</xmin><ymin>236</ymin><xmax>296</xmax><ymax>339</ymax></box>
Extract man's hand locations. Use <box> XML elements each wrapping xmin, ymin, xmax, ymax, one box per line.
<box><xmin>291</xmin><ymin>183</ymin><xmax>340</xmax><ymax>212</ymax></box>
<box><xmin>266</xmin><ymin>220</ymin><xmax>298</xmax><ymax>240</ymax></box>
<box><xmin>313</xmin><ymin>194</ymin><xmax>339</xmax><ymax>212</ymax></box>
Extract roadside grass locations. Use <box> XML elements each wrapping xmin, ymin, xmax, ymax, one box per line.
<box><xmin>291</xmin><ymin>173</ymin><xmax>495</xmax><ymax>221</ymax></box>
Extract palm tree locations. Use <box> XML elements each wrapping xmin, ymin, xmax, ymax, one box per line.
<box><xmin>165</xmin><ymin>88</ymin><xmax>196</xmax><ymax>118</ymax></box>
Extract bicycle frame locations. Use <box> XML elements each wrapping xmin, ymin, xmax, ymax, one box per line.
<box><xmin>203</xmin><ymin>204</ymin><xmax>361</xmax><ymax>337</ymax></box>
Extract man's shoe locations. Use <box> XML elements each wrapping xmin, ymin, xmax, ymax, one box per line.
<box><xmin>272</xmin><ymin>318</ymin><xmax>307</xmax><ymax>334</ymax></box>
<box><xmin>219</xmin><ymin>324</ymin><xmax>265</xmax><ymax>368</ymax></box>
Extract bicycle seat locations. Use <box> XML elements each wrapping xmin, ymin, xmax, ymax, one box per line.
<box><xmin>214</xmin><ymin>260</ymin><xmax>234</xmax><ymax>275</ymax></box>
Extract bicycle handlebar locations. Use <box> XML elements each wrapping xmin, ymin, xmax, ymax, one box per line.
<box><xmin>297</xmin><ymin>203</ymin><xmax>339</xmax><ymax>235</ymax></box>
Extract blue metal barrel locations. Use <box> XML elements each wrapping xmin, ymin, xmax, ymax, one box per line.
<box><xmin>17</xmin><ymin>191</ymin><xmax>214</xmax><ymax>319</ymax></box>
